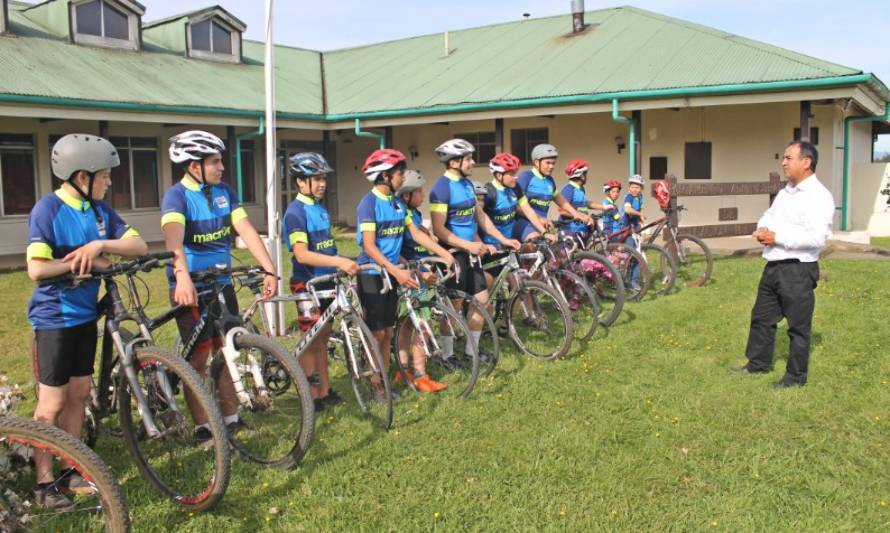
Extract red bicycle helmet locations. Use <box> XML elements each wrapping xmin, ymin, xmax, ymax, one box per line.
<box><xmin>565</xmin><ymin>159</ymin><xmax>589</xmax><ymax>179</ymax></box>
<box><xmin>489</xmin><ymin>152</ymin><xmax>521</xmax><ymax>174</ymax></box>
<box><xmin>362</xmin><ymin>149</ymin><xmax>407</xmax><ymax>182</ymax></box>
<box><xmin>654</xmin><ymin>180</ymin><xmax>672</xmax><ymax>209</ymax></box>
<box><xmin>603</xmin><ymin>179</ymin><xmax>622</xmax><ymax>193</ymax></box>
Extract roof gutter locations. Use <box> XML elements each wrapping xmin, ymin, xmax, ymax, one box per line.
<box><xmin>841</xmin><ymin>101</ymin><xmax>890</xmax><ymax>231</ymax></box>
<box><xmin>611</xmin><ymin>99</ymin><xmax>635</xmax><ymax>175</ymax></box>
<box><xmin>354</xmin><ymin>118</ymin><xmax>385</xmax><ymax>149</ymax></box>
<box><xmin>0</xmin><ymin>74</ymin><xmax>878</xmax><ymax>123</ymax></box>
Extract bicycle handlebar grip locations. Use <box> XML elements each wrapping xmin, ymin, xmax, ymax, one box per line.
<box><xmin>37</xmin><ymin>272</ymin><xmax>78</xmax><ymax>287</ymax></box>
<box><xmin>307</xmin><ymin>273</ymin><xmax>337</xmax><ymax>288</ymax></box>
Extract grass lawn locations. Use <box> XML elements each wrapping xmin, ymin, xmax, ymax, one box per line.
<box><xmin>872</xmin><ymin>236</ymin><xmax>890</xmax><ymax>249</ymax></box>
<box><xmin>2</xmin><ymin>245</ymin><xmax>890</xmax><ymax>531</ymax></box>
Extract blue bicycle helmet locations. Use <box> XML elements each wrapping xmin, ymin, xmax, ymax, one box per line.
<box><xmin>289</xmin><ymin>152</ymin><xmax>333</xmax><ymax>178</ymax></box>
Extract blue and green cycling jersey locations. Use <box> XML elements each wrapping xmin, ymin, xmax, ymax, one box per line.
<box><xmin>401</xmin><ymin>207</ymin><xmax>429</xmax><ymax>261</ymax></box>
<box><xmin>283</xmin><ymin>193</ymin><xmax>337</xmax><ymax>284</ymax></box>
<box><xmin>356</xmin><ymin>188</ymin><xmax>412</xmax><ymax>275</ymax></box>
<box><xmin>516</xmin><ymin>168</ymin><xmax>557</xmax><ymax>219</ymax></box>
<box><xmin>601</xmin><ymin>197</ymin><xmax>627</xmax><ymax>236</ymax></box>
<box><xmin>481</xmin><ymin>180</ymin><xmax>525</xmax><ymax>246</ymax></box>
<box><xmin>161</xmin><ymin>176</ymin><xmax>247</xmax><ymax>286</ymax></box>
<box><xmin>559</xmin><ymin>181</ymin><xmax>589</xmax><ymax>234</ymax></box>
<box><xmin>27</xmin><ymin>189</ymin><xmax>138</xmax><ymax>330</ymax></box>
<box><xmin>623</xmin><ymin>192</ymin><xmax>644</xmax><ymax>229</ymax></box>
<box><xmin>429</xmin><ymin>170</ymin><xmax>477</xmax><ymax>242</ymax></box>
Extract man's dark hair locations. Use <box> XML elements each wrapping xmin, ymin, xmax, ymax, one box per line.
<box><xmin>788</xmin><ymin>140</ymin><xmax>818</xmax><ymax>172</ymax></box>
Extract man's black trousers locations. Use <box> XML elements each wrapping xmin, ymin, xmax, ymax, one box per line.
<box><xmin>744</xmin><ymin>260</ymin><xmax>819</xmax><ymax>384</ymax></box>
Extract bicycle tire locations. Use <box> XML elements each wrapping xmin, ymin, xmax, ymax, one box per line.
<box><xmin>641</xmin><ymin>242</ymin><xmax>678</xmax><ymax>296</ymax></box>
<box><xmin>117</xmin><ymin>343</ymin><xmax>230</xmax><ymax>513</ymax></box>
<box><xmin>553</xmin><ymin>269</ymin><xmax>599</xmax><ymax>343</ymax></box>
<box><xmin>340</xmin><ymin>314</ymin><xmax>393</xmax><ymax>430</ymax></box>
<box><xmin>445</xmin><ymin>289</ymin><xmax>500</xmax><ymax>376</ymax></box>
<box><xmin>570</xmin><ymin>251</ymin><xmax>626</xmax><ymax>327</ymax></box>
<box><xmin>675</xmin><ymin>233</ymin><xmax>714</xmax><ymax>288</ymax></box>
<box><xmin>0</xmin><ymin>416</ymin><xmax>131</xmax><ymax>533</ymax></box>
<box><xmin>211</xmin><ymin>333</ymin><xmax>314</xmax><ymax>469</ymax></box>
<box><xmin>393</xmin><ymin>300</ymin><xmax>480</xmax><ymax>399</ymax></box>
<box><xmin>506</xmin><ymin>279</ymin><xmax>573</xmax><ymax>360</ymax></box>
<box><xmin>605</xmin><ymin>242</ymin><xmax>651</xmax><ymax>302</ymax></box>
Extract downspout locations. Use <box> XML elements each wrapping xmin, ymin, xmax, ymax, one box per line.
<box><xmin>611</xmin><ymin>99</ymin><xmax>636</xmax><ymax>175</ymax></box>
<box><xmin>235</xmin><ymin>115</ymin><xmax>265</xmax><ymax>202</ymax></box>
<box><xmin>354</xmin><ymin>118</ymin><xmax>385</xmax><ymax>149</ymax></box>
<box><xmin>841</xmin><ymin>102</ymin><xmax>890</xmax><ymax>230</ymax></box>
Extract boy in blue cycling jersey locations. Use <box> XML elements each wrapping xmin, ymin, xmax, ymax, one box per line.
<box><xmin>283</xmin><ymin>153</ymin><xmax>359</xmax><ymax>411</ymax></box>
<box><xmin>27</xmin><ymin>134</ymin><xmax>147</xmax><ymax>508</ymax></box>
<box><xmin>601</xmin><ymin>180</ymin><xmax>626</xmax><ymax>237</ymax></box>
<box><xmin>430</xmin><ymin>139</ymin><xmax>518</xmax><ymax>368</ymax></box>
<box><xmin>557</xmin><ymin>159</ymin><xmax>608</xmax><ymax>240</ymax></box>
<box><xmin>512</xmin><ymin>143</ymin><xmax>590</xmax><ymax>243</ymax></box>
<box><xmin>162</xmin><ymin>131</ymin><xmax>278</xmax><ymax>440</ymax></box>
<box><xmin>356</xmin><ymin>149</ymin><xmax>452</xmax><ymax>399</ymax></box>
<box><xmin>623</xmin><ymin>174</ymin><xmax>647</xmax><ymax>231</ymax></box>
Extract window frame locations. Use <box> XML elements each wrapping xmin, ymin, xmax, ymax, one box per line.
<box><xmin>187</xmin><ymin>15</ymin><xmax>241</xmax><ymax>64</ymax></box>
<box><xmin>453</xmin><ymin>132</ymin><xmax>496</xmax><ymax>167</ymax></box>
<box><xmin>1</xmin><ymin>0</ymin><xmax>9</xmax><ymax>34</ymax></box>
<box><xmin>106</xmin><ymin>136</ymin><xmax>160</xmax><ymax>212</ymax></box>
<box><xmin>70</xmin><ymin>0</ymin><xmax>141</xmax><ymax>51</ymax></box>
<box><xmin>684</xmin><ymin>141</ymin><xmax>712</xmax><ymax>180</ymax></box>
<box><xmin>0</xmin><ymin>134</ymin><xmax>38</xmax><ymax>218</ymax></box>
<box><xmin>510</xmin><ymin>128</ymin><xmax>550</xmax><ymax>164</ymax></box>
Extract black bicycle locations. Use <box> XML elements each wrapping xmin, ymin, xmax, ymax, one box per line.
<box><xmin>41</xmin><ymin>253</ymin><xmax>230</xmax><ymax>513</ymax></box>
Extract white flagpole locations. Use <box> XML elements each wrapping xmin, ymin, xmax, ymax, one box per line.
<box><xmin>263</xmin><ymin>0</ymin><xmax>284</xmax><ymax>335</ymax></box>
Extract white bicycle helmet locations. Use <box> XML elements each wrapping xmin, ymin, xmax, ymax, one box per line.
<box><xmin>397</xmin><ymin>169</ymin><xmax>426</xmax><ymax>195</ymax></box>
<box><xmin>169</xmin><ymin>130</ymin><xmax>226</xmax><ymax>164</ymax></box>
<box><xmin>628</xmin><ymin>174</ymin><xmax>645</xmax><ymax>186</ymax></box>
<box><xmin>435</xmin><ymin>138</ymin><xmax>475</xmax><ymax>163</ymax></box>
<box><xmin>530</xmin><ymin>143</ymin><xmax>559</xmax><ymax>161</ymax></box>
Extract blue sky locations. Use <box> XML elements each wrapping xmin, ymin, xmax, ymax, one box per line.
<box><xmin>144</xmin><ymin>0</ymin><xmax>890</xmax><ymax>151</ymax></box>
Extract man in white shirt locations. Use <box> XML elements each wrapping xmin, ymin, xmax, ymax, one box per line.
<box><xmin>731</xmin><ymin>141</ymin><xmax>835</xmax><ymax>388</ymax></box>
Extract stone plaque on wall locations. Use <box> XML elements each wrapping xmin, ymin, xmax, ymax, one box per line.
<box><xmin>718</xmin><ymin>207</ymin><xmax>738</xmax><ymax>221</ymax></box>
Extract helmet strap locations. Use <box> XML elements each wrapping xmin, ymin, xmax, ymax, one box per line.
<box><xmin>69</xmin><ymin>171</ymin><xmax>102</xmax><ymax>223</ymax></box>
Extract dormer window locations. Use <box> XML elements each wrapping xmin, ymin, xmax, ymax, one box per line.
<box><xmin>187</xmin><ymin>13</ymin><xmax>243</xmax><ymax>63</ymax></box>
<box><xmin>70</xmin><ymin>0</ymin><xmax>144</xmax><ymax>51</ymax></box>
<box><xmin>1</xmin><ymin>0</ymin><xmax>8</xmax><ymax>34</ymax></box>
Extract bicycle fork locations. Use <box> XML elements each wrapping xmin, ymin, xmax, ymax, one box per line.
<box><xmin>220</xmin><ymin>327</ymin><xmax>269</xmax><ymax>409</ymax></box>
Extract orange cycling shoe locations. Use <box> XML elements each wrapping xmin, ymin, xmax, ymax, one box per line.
<box><xmin>393</xmin><ymin>369</ymin><xmax>413</xmax><ymax>385</ymax></box>
<box><xmin>413</xmin><ymin>373</ymin><xmax>448</xmax><ymax>393</ymax></box>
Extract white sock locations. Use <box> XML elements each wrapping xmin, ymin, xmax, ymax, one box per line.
<box><xmin>223</xmin><ymin>414</ymin><xmax>240</xmax><ymax>425</ymax></box>
<box><xmin>441</xmin><ymin>336</ymin><xmax>454</xmax><ymax>359</ymax></box>
<box><xmin>465</xmin><ymin>330</ymin><xmax>482</xmax><ymax>356</ymax></box>
<box><xmin>195</xmin><ymin>423</ymin><xmax>210</xmax><ymax>431</ymax></box>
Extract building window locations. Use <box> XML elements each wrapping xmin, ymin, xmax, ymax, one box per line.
<box><xmin>108</xmin><ymin>137</ymin><xmax>159</xmax><ymax>210</ymax></box>
<box><xmin>237</xmin><ymin>140</ymin><xmax>256</xmax><ymax>204</ymax></box>
<box><xmin>0</xmin><ymin>134</ymin><xmax>37</xmax><ymax>216</ymax></box>
<box><xmin>649</xmin><ymin>156</ymin><xmax>668</xmax><ymax>181</ymax></box>
<box><xmin>511</xmin><ymin>128</ymin><xmax>549</xmax><ymax>164</ymax></box>
<box><xmin>72</xmin><ymin>0</ymin><xmax>141</xmax><ymax>50</ymax></box>
<box><xmin>188</xmin><ymin>18</ymin><xmax>238</xmax><ymax>61</ymax></box>
<box><xmin>793</xmin><ymin>127</ymin><xmax>820</xmax><ymax>145</ymax></box>
<box><xmin>454</xmin><ymin>132</ymin><xmax>495</xmax><ymax>166</ymax></box>
<box><xmin>872</xmin><ymin>122</ymin><xmax>890</xmax><ymax>163</ymax></box>
<box><xmin>1</xmin><ymin>0</ymin><xmax>8</xmax><ymax>34</ymax></box>
<box><xmin>684</xmin><ymin>142</ymin><xmax>712</xmax><ymax>180</ymax></box>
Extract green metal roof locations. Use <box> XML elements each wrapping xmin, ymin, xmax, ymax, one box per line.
<box><xmin>0</xmin><ymin>2</ymin><xmax>885</xmax><ymax>121</ymax></box>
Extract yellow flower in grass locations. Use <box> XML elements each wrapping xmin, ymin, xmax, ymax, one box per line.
<box><xmin>433</xmin><ymin>512</ymin><xmax>441</xmax><ymax>520</ymax></box>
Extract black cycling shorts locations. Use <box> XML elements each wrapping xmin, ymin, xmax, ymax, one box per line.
<box><xmin>34</xmin><ymin>321</ymin><xmax>98</xmax><ymax>387</ymax></box>
<box><xmin>447</xmin><ymin>251</ymin><xmax>488</xmax><ymax>296</ymax></box>
<box><xmin>357</xmin><ymin>273</ymin><xmax>399</xmax><ymax>331</ymax></box>
<box><xmin>171</xmin><ymin>284</ymin><xmax>239</xmax><ymax>350</ymax></box>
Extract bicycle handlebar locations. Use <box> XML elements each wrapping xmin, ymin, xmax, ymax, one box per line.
<box><xmin>38</xmin><ymin>251</ymin><xmax>175</xmax><ymax>287</ymax></box>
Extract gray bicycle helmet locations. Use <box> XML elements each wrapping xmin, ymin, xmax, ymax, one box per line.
<box><xmin>51</xmin><ymin>134</ymin><xmax>120</xmax><ymax>181</ymax></box>
<box><xmin>472</xmin><ymin>181</ymin><xmax>488</xmax><ymax>196</ymax></box>
<box><xmin>530</xmin><ymin>143</ymin><xmax>559</xmax><ymax>161</ymax></box>
<box><xmin>397</xmin><ymin>169</ymin><xmax>426</xmax><ymax>195</ymax></box>
<box><xmin>435</xmin><ymin>138</ymin><xmax>475</xmax><ymax>163</ymax></box>
<box><xmin>628</xmin><ymin>174</ymin><xmax>645</xmax><ymax>186</ymax></box>
<box><xmin>290</xmin><ymin>152</ymin><xmax>333</xmax><ymax>178</ymax></box>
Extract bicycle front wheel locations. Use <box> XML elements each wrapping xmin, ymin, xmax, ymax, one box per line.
<box><xmin>211</xmin><ymin>333</ymin><xmax>314</xmax><ymax>469</ymax></box>
<box><xmin>553</xmin><ymin>270</ymin><xmax>599</xmax><ymax>343</ymax></box>
<box><xmin>446</xmin><ymin>289</ymin><xmax>500</xmax><ymax>376</ymax></box>
<box><xmin>642</xmin><ymin>243</ymin><xmax>678</xmax><ymax>296</ymax></box>
<box><xmin>605</xmin><ymin>242</ymin><xmax>651</xmax><ymax>302</ymax></box>
<box><xmin>570</xmin><ymin>251</ymin><xmax>626</xmax><ymax>326</ymax></box>
<box><xmin>0</xmin><ymin>416</ymin><xmax>130</xmax><ymax>532</ymax></box>
<box><xmin>117</xmin><ymin>345</ymin><xmax>230</xmax><ymax>513</ymax></box>
<box><xmin>675</xmin><ymin>234</ymin><xmax>714</xmax><ymax>288</ymax></box>
<box><xmin>506</xmin><ymin>279</ymin><xmax>574</xmax><ymax>360</ymax></box>
<box><xmin>338</xmin><ymin>314</ymin><xmax>393</xmax><ymax>430</ymax></box>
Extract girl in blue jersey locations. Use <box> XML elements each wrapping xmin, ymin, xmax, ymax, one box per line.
<box><xmin>512</xmin><ymin>143</ymin><xmax>591</xmax><ymax>243</ymax></box>
<box><xmin>284</xmin><ymin>153</ymin><xmax>359</xmax><ymax>411</ymax></box>
<box><xmin>557</xmin><ymin>159</ymin><xmax>608</xmax><ymax>240</ymax></box>
<box><xmin>27</xmin><ymin>134</ymin><xmax>147</xmax><ymax>508</ymax></box>
<box><xmin>604</xmin><ymin>179</ymin><xmax>641</xmax><ymax>289</ymax></box>
<box><xmin>356</xmin><ymin>149</ymin><xmax>453</xmax><ymax>399</ymax></box>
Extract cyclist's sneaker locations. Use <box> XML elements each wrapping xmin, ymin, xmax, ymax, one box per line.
<box><xmin>33</xmin><ymin>483</ymin><xmax>75</xmax><ymax>510</ymax></box>
<box><xmin>478</xmin><ymin>352</ymin><xmax>493</xmax><ymax>363</ymax></box>
<box><xmin>313</xmin><ymin>398</ymin><xmax>327</xmax><ymax>412</ymax></box>
<box><xmin>414</xmin><ymin>374</ymin><xmax>448</xmax><ymax>393</ymax></box>
<box><xmin>497</xmin><ymin>324</ymin><xmax>509</xmax><ymax>337</ymax></box>
<box><xmin>58</xmin><ymin>467</ymin><xmax>97</xmax><ymax>495</ymax></box>
<box><xmin>193</xmin><ymin>425</ymin><xmax>214</xmax><ymax>448</ymax></box>
<box><xmin>323</xmin><ymin>389</ymin><xmax>344</xmax><ymax>406</ymax></box>
<box><xmin>392</xmin><ymin>369</ymin><xmax>412</xmax><ymax>386</ymax></box>
<box><xmin>438</xmin><ymin>357</ymin><xmax>465</xmax><ymax>372</ymax></box>
<box><xmin>227</xmin><ymin>418</ymin><xmax>250</xmax><ymax>435</ymax></box>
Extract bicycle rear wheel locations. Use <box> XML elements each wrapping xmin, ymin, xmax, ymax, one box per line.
<box><xmin>552</xmin><ymin>270</ymin><xmax>599</xmax><ymax>343</ymax></box>
<box><xmin>210</xmin><ymin>333</ymin><xmax>314</xmax><ymax>469</ymax></box>
<box><xmin>642</xmin><ymin>243</ymin><xmax>678</xmax><ymax>296</ymax></box>
<box><xmin>445</xmin><ymin>289</ymin><xmax>500</xmax><ymax>376</ymax></box>
<box><xmin>675</xmin><ymin>234</ymin><xmax>713</xmax><ymax>288</ymax></box>
<box><xmin>605</xmin><ymin>243</ymin><xmax>651</xmax><ymax>302</ymax></box>
<box><xmin>0</xmin><ymin>416</ymin><xmax>130</xmax><ymax>533</ymax></box>
<box><xmin>337</xmin><ymin>314</ymin><xmax>393</xmax><ymax>430</ymax></box>
<box><xmin>506</xmin><ymin>279</ymin><xmax>573</xmax><ymax>360</ymax></box>
<box><xmin>570</xmin><ymin>251</ymin><xmax>626</xmax><ymax>326</ymax></box>
<box><xmin>117</xmin><ymin>344</ymin><xmax>230</xmax><ymax>513</ymax></box>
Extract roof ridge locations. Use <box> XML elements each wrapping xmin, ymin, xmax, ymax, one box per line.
<box><xmin>621</xmin><ymin>6</ymin><xmax>859</xmax><ymax>75</ymax></box>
